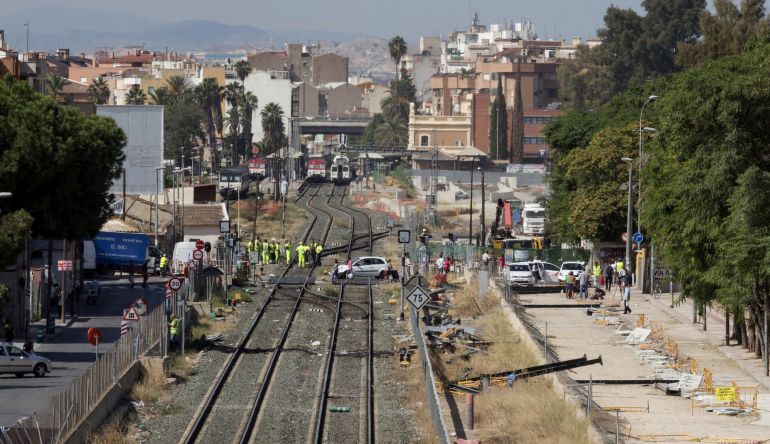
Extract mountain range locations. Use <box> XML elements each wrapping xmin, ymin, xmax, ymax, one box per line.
<box><xmin>1</xmin><ymin>7</ymin><xmax>369</xmax><ymax>52</ymax></box>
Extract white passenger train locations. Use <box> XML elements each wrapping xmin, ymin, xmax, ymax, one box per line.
<box><xmin>330</xmin><ymin>155</ymin><xmax>352</xmax><ymax>184</ymax></box>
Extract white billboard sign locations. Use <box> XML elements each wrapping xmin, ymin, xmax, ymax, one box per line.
<box><xmin>97</xmin><ymin>105</ymin><xmax>164</xmax><ymax>195</ymax></box>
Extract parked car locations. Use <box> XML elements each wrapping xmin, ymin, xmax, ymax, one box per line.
<box><xmin>558</xmin><ymin>261</ymin><xmax>586</xmax><ymax>282</ymax></box>
<box><xmin>336</xmin><ymin>256</ymin><xmax>390</xmax><ymax>278</ymax></box>
<box><xmin>455</xmin><ymin>190</ymin><xmax>469</xmax><ymax>200</ymax></box>
<box><xmin>509</xmin><ymin>262</ymin><xmax>535</xmax><ymax>286</ymax></box>
<box><xmin>0</xmin><ymin>344</ymin><xmax>52</xmax><ymax>377</ymax></box>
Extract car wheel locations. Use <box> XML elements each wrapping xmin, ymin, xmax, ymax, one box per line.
<box><xmin>15</xmin><ymin>373</ymin><xmax>24</xmax><ymax>378</ymax></box>
<box><xmin>33</xmin><ymin>363</ymin><xmax>47</xmax><ymax>378</ymax></box>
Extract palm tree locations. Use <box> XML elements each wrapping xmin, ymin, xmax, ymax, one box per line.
<box><xmin>165</xmin><ymin>75</ymin><xmax>189</xmax><ymax>99</ymax></box>
<box><xmin>148</xmin><ymin>87</ymin><xmax>171</xmax><ymax>105</ymax></box>
<box><xmin>45</xmin><ymin>73</ymin><xmax>68</xmax><ymax>103</ymax></box>
<box><xmin>125</xmin><ymin>86</ymin><xmax>147</xmax><ymax>105</ymax></box>
<box><xmin>86</xmin><ymin>77</ymin><xmax>110</xmax><ymax>104</ymax></box>
<box><xmin>381</xmin><ymin>76</ymin><xmax>416</xmax><ymax>122</ymax></box>
<box><xmin>261</xmin><ymin>102</ymin><xmax>285</xmax><ymax>201</ymax></box>
<box><xmin>195</xmin><ymin>78</ymin><xmax>224</xmax><ymax>165</ymax></box>
<box><xmin>388</xmin><ymin>36</ymin><xmax>407</xmax><ymax>78</ymax></box>
<box><xmin>374</xmin><ymin>115</ymin><xmax>408</xmax><ymax>148</ymax></box>
<box><xmin>234</xmin><ymin>60</ymin><xmax>251</xmax><ymax>84</ymax></box>
<box><xmin>224</xmin><ymin>83</ymin><xmax>244</xmax><ymax>164</ymax></box>
<box><xmin>240</xmin><ymin>91</ymin><xmax>258</xmax><ymax>155</ymax></box>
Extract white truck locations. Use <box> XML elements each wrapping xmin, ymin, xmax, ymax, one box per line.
<box><xmin>522</xmin><ymin>203</ymin><xmax>546</xmax><ymax>235</ymax></box>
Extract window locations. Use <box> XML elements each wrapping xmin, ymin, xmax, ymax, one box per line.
<box><xmin>509</xmin><ymin>264</ymin><xmax>530</xmax><ymax>271</ymax></box>
<box><xmin>0</xmin><ymin>347</ymin><xmax>5</xmax><ymax>356</ymax></box>
<box><xmin>420</xmin><ymin>135</ymin><xmax>430</xmax><ymax>146</ymax></box>
<box><xmin>7</xmin><ymin>347</ymin><xmax>23</xmax><ymax>357</ymax></box>
<box><xmin>524</xmin><ymin>117</ymin><xmax>534</xmax><ymax>124</ymax></box>
<box><xmin>524</xmin><ymin>137</ymin><xmax>546</xmax><ymax>145</ymax></box>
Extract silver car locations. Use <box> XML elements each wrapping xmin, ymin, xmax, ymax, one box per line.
<box><xmin>336</xmin><ymin>256</ymin><xmax>390</xmax><ymax>278</ymax></box>
<box><xmin>0</xmin><ymin>344</ymin><xmax>52</xmax><ymax>378</ymax></box>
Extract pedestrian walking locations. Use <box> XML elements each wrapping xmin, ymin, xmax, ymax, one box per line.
<box><xmin>497</xmin><ymin>255</ymin><xmax>505</xmax><ymax>276</ymax></box>
<box><xmin>443</xmin><ymin>256</ymin><xmax>451</xmax><ymax>275</ymax></box>
<box><xmin>3</xmin><ymin>320</ymin><xmax>14</xmax><ymax>343</ymax></box>
<box><xmin>404</xmin><ymin>254</ymin><xmax>413</xmax><ymax>278</ymax></box>
<box><xmin>141</xmin><ymin>260</ymin><xmax>149</xmax><ymax>287</ymax></box>
<box><xmin>604</xmin><ymin>262</ymin><xmax>614</xmax><ymax>292</ymax></box>
<box><xmin>566</xmin><ymin>272</ymin><xmax>576</xmax><ymax>299</ymax></box>
<box><xmin>331</xmin><ymin>260</ymin><xmax>340</xmax><ymax>282</ymax></box>
<box><xmin>578</xmin><ymin>267</ymin><xmax>589</xmax><ymax>300</ymax></box>
<box><xmin>622</xmin><ymin>267</ymin><xmax>632</xmax><ymax>313</ymax></box>
<box><xmin>435</xmin><ymin>254</ymin><xmax>444</xmax><ymax>275</ymax></box>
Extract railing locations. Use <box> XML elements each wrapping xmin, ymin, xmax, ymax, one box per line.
<box><xmin>55</xmin><ymin>304</ymin><xmax>165</xmax><ymax>441</ymax></box>
<box><xmin>410</xmin><ymin>306</ymin><xmax>451</xmax><ymax>444</ymax></box>
<box><xmin>3</xmin><ymin>304</ymin><xmax>166</xmax><ymax>443</ymax></box>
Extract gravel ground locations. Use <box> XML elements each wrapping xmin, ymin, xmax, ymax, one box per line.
<box><xmin>138</xmin><ymin>287</ymin><xmax>270</xmax><ymax>444</ymax></box>
<box><xmin>133</xmin><ymin>183</ymin><xmax>420</xmax><ymax>444</ymax></box>
<box><xmin>323</xmin><ymin>285</ymin><xmax>370</xmax><ymax>443</ymax></box>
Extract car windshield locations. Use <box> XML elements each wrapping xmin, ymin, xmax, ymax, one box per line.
<box><xmin>509</xmin><ymin>264</ymin><xmax>530</xmax><ymax>272</ymax></box>
<box><xmin>562</xmin><ymin>263</ymin><xmax>584</xmax><ymax>271</ymax></box>
<box><xmin>525</xmin><ymin>210</ymin><xmax>545</xmax><ymax>218</ymax></box>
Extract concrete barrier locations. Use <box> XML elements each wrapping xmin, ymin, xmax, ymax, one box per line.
<box><xmin>63</xmin><ymin>361</ymin><xmax>143</xmax><ymax>444</ymax></box>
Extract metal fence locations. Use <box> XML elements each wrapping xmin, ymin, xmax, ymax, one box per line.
<box><xmin>409</xmin><ymin>306</ymin><xmax>451</xmax><ymax>444</ymax></box>
<box><xmin>3</xmin><ymin>304</ymin><xmax>166</xmax><ymax>443</ymax></box>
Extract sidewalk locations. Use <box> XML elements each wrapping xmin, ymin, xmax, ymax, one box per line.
<box><xmin>643</xmin><ymin>287</ymin><xmax>770</xmax><ymax>391</ymax></box>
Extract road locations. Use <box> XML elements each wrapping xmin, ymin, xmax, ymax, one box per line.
<box><xmin>0</xmin><ymin>276</ymin><xmax>165</xmax><ymax>428</ymax></box>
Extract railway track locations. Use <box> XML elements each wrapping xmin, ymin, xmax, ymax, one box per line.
<box><xmin>180</xmin><ymin>181</ymin><xmax>377</xmax><ymax>444</ymax></box>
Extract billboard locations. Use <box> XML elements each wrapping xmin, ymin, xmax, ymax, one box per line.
<box><xmin>97</xmin><ymin>105</ymin><xmax>164</xmax><ymax>195</ymax></box>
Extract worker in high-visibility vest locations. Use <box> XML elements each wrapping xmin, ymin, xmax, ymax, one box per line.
<box><xmin>272</xmin><ymin>239</ymin><xmax>280</xmax><ymax>263</ymax></box>
<box><xmin>592</xmin><ymin>261</ymin><xmax>601</xmax><ymax>287</ymax></box>
<box><xmin>159</xmin><ymin>254</ymin><xmax>168</xmax><ymax>276</ymax></box>
<box><xmin>262</xmin><ymin>239</ymin><xmax>269</xmax><ymax>264</ymax></box>
<box><xmin>168</xmin><ymin>314</ymin><xmax>179</xmax><ymax>350</ymax></box>
<box><xmin>296</xmin><ymin>242</ymin><xmax>306</xmax><ymax>267</ymax></box>
<box><xmin>255</xmin><ymin>238</ymin><xmax>262</xmax><ymax>264</ymax></box>
<box><xmin>284</xmin><ymin>240</ymin><xmax>292</xmax><ymax>265</ymax></box>
<box><xmin>247</xmin><ymin>239</ymin><xmax>254</xmax><ymax>253</ymax></box>
<box><xmin>315</xmin><ymin>243</ymin><xmax>323</xmax><ymax>266</ymax></box>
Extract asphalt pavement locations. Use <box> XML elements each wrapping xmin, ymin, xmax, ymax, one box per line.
<box><xmin>0</xmin><ymin>276</ymin><xmax>165</xmax><ymax>428</ymax></box>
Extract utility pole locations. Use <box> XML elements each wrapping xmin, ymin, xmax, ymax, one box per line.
<box><xmin>24</xmin><ymin>23</ymin><xmax>29</xmax><ymax>53</ymax></box>
<box><xmin>155</xmin><ymin>166</ymin><xmax>164</xmax><ymax>248</ymax></box>
<box><xmin>121</xmin><ymin>168</ymin><xmax>126</xmax><ymax>221</ymax></box>
<box><xmin>479</xmin><ymin>159</ymin><xmax>485</xmax><ymax>248</ymax></box>
<box><xmin>469</xmin><ymin>157</ymin><xmax>474</xmax><ymax>248</ymax></box>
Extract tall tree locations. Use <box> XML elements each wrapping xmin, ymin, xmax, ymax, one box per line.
<box><xmin>510</xmin><ymin>60</ymin><xmax>524</xmax><ymax>163</ymax></box>
<box><xmin>557</xmin><ymin>46</ymin><xmax>617</xmax><ymax>111</ymax></box>
<box><xmin>45</xmin><ymin>73</ymin><xmax>68</xmax><ymax>103</ymax></box>
<box><xmin>195</xmin><ymin>78</ymin><xmax>224</xmax><ymax>166</ymax></box>
<box><xmin>374</xmin><ymin>115</ymin><xmax>408</xmax><ymax>148</ymax></box>
<box><xmin>224</xmin><ymin>83</ymin><xmax>243</xmax><ymax>165</ymax></box>
<box><xmin>489</xmin><ymin>76</ymin><xmax>509</xmax><ymax>161</ymax></box>
<box><xmin>87</xmin><ymin>77</ymin><xmax>110</xmax><ymax>105</ymax></box>
<box><xmin>388</xmin><ymin>36</ymin><xmax>407</xmax><ymax>78</ymax></box>
<box><xmin>240</xmin><ymin>91</ymin><xmax>258</xmax><ymax>157</ymax></box>
<box><xmin>165</xmin><ymin>75</ymin><xmax>189</xmax><ymax>99</ymax></box>
<box><xmin>164</xmin><ymin>92</ymin><xmax>204</xmax><ymax>164</ymax></box>
<box><xmin>234</xmin><ymin>60</ymin><xmax>252</xmax><ymax>84</ymax></box>
<box><xmin>677</xmin><ymin>0</ymin><xmax>770</xmax><ymax>68</ymax></box>
<box><xmin>148</xmin><ymin>87</ymin><xmax>171</xmax><ymax>105</ymax></box>
<box><xmin>125</xmin><ymin>86</ymin><xmax>147</xmax><ymax>105</ymax></box>
<box><xmin>0</xmin><ymin>75</ymin><xmax>126</xmax><ymax>243</ymax></box>
<box><xmin>261</xmin><ymin>102</ymin><xmax>285</xmax><ymax>200</ymax></box>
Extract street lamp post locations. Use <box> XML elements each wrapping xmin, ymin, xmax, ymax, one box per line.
<box><xmin>621</xmin><ymin>157</ymin><xmax>634</xmax><ymax>274</ymax></box>
<box><xmin>638</xmin><ymin>95</ymin><xmax>657</xmax><ymax>224</ymax></box>
<box><xmin>154</xmin><ymin>167</ymin><xmax>164</xmax><ymax>248</ymax></box>
<box><xmin>469</xmin><ymin>157</ymin><xmax>475</xmax><ymax>248</ymax></box>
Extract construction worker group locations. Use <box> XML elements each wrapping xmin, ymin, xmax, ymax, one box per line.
<box><xmin>246</xmin><ymin>237</ymin><xmax>322</xmax><ymax>267</ymax></box>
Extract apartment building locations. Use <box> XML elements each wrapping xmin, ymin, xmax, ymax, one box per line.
<box><xmin>247</xmin><ymin>44</ymin><xmax>348</xmax><ymax>88</ymax></box>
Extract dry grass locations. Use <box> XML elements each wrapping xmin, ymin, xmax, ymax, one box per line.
<box><xmin>168</xmin><ymin>354</ymin><xmax>193</xmax><ymax>380</ymax></box>
<box><xmin>131</xmin><ymin>361</ymin><xmax>166</xmax><ymax>404</ymax></box>
<box><xmin>474</xmin><ymin>379</ymin><xmax>591</xmax><ymax>444</ymax></box>
<box><xmin>434</xmin><ymin>279</ymin><xmax>592</xmax><ymax>443</ymax></box>
<box><xmin>400</xmin><ymin>344</ymin><xmax>440</xmax><ymax>444</ymax></box>
<box><xmin>449</xmin><ymin>274</ymin><xmax>500</xmax><ymax>319</ymax></box>
<box><xmin>87</xmin><ymin>419</ymin><xmax>136</xmax><ymax>444</ymax></box>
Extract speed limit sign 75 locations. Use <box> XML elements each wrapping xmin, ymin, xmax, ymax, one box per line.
<box><xmin>168</xmin><ymin>277</ymin><xmax>183</xmax><ymax>291</ymax></box>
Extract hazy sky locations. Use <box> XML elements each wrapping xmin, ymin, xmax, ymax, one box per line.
<box><xmin>3</xmin><ymin>0</ymin><xmax>657</xmax><ymax>40</ymax></box>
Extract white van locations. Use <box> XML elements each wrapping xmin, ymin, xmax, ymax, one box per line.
<box><xmin>172</xmin><ymin>242</ymin><xmax>198</xmax><ymax>274</ymax></box>
<box><xmin>82</xmin><ymin>240</ymin><xmax>96</xmax><ymax>278</ymax></box>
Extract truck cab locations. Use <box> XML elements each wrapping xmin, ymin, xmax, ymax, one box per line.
<box><xmin>522</xmin><ymin>203</ymin><xmax>546</xmax><ymax>235</ymax></box>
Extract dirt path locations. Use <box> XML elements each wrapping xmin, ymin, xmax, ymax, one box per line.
<box><xmin>516</xmin><ymin>287</ymin><xmax>770</xmax><ymax>442</ymax></box>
